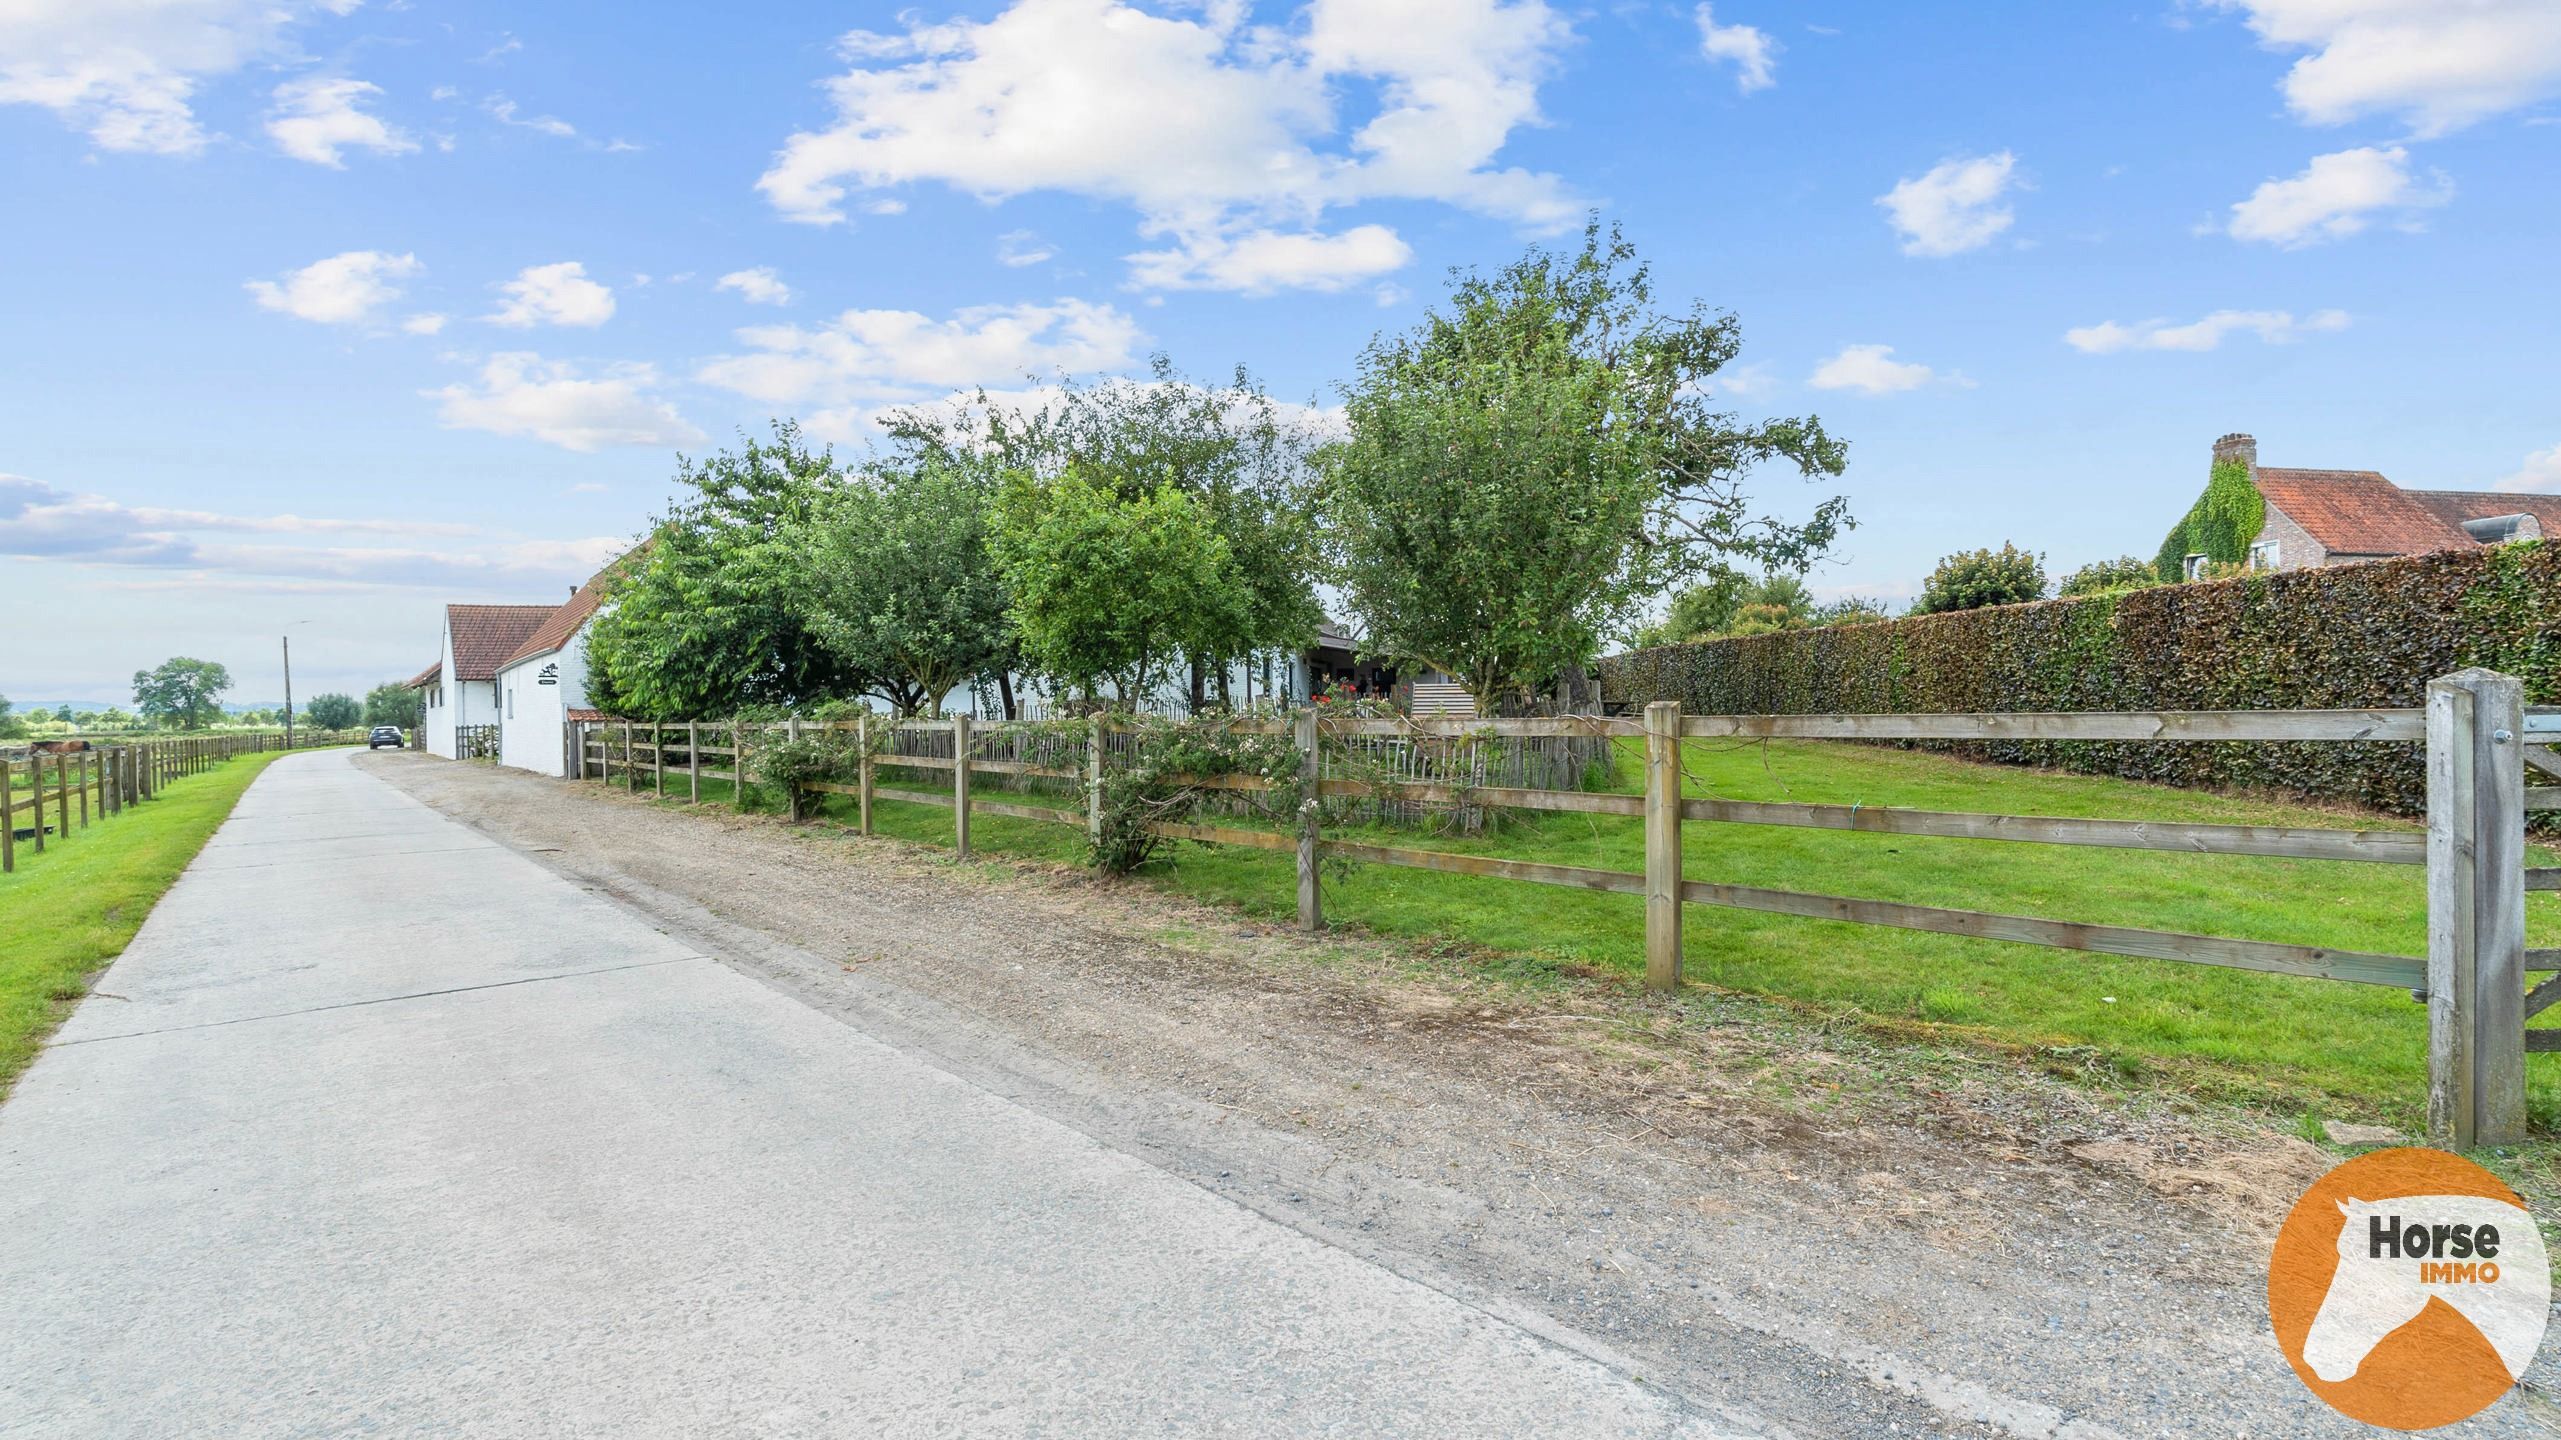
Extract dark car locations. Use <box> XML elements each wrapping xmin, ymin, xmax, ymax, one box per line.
<box><xmin>367</xmin><ymin>726</ymin><xmax>406</xmax><ymax>750</ymax></box>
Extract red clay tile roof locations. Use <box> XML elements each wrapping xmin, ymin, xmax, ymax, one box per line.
<box><xmin>2404</xmin><ymin>489</ymin><xmax>2561</xmax><ymax>535</ymax></box>
<box><xmin>501</xmin><ymin>550</ymin><xmax>634</xmax><ymax>670</ymax></box>
<box><xmin>403</xmin><ymin>660</ymin><xmax>442</xmax><ymax>689</ymax></box>
<box><xmin>2252</xmin><ymin>468</ymin><xmax>2473</xmax><ymax>557</ymax></box>
<box><xmin>566</xmin><ymin>707</ymin><xmax>610</xmax><ymax>722</ymax></box>
<box><xmin>446</xmin><ymin>604</ymin><xmax>558</xmax><ymax>681</ymax></box>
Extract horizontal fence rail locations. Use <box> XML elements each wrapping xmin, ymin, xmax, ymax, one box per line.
<box><xmin>570</xmin><ymin>680</ymin><xmax>2536</xmax><ymax>1147</ymax></box>
<box><xmin>2</xmin><ymin>729</ymin><xmax>341</xmax><ymax>874</ymax></box>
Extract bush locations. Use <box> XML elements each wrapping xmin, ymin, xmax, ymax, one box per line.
<box><xmin>303</xmin><ymin>693</ymin><xmax>361</xmax><ymax>730</ymax></box>
<box><xmin>1913</xmin><ymin>544</ymin><xmax>2046</xmax><ymax>614</ymax></box>
<box><xmin>1600</xmin><ymin>541</ymin><xmax>2561</xmax><ymax>815</ymax></box>
<box><xmin>2057</xmin><ymin>555</ymin><xmax>2163</xmax><ymax>598</ymax></box>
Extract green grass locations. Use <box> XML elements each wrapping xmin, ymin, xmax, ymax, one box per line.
<box><xmin>0</xmin><ymin>750</ymin><xmax>289</xmax><ymax>1092</ymax></box>
<box><xmin>645</xmin><ymin>739</ymin><xmax>2561</xmax><ymax>1133</ymax></box>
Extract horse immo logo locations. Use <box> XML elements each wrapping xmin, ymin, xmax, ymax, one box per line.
<box><xmin>2269</xmin><ymin>1147</ymin><xmax>2549</xmax><ymax>1430</ymax></box>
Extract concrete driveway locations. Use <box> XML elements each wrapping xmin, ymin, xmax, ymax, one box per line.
<box><xmin>0</xmin><ymin>750</ymin><xmax>1735</xmax><ymax>1438</ymax></box>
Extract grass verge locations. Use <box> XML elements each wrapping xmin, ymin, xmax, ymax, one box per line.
<box><xmin>628</xmin><ymin>738</ymin><xmax>2561</xmax><ymax>1135</ymax></box>
<box><xmin>0</xmin><ymin>749</ymin><xmax>288</xmax><ymax>1094</ymax></box>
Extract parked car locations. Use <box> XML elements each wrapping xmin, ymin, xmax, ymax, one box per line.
<box><xmin>367</xmin><ymin>726</ymin><xmax>406</xmax><ymax>750</ymax></box>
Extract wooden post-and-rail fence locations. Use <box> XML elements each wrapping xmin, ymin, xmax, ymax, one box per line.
<box><xmin>2</xmin><ymin>730</ymin><xmax>328</xmax><ymax>875</ymax></box>
<box><xmin>572</xmin><ymin>669</ymin><xmax>2547</xmax><ymax>1148</ymax></box>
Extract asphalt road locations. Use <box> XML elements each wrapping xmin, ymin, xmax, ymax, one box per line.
<box><xmin>0</xmin><ymin>750</ymin><xmax>1740</xmax><ymax>1438</ymax></box>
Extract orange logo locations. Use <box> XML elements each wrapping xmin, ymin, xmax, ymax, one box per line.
<box><xmin>2268</xmin><ymin>1147</ymin><xmax>2549</xmax><ymax>1429</ymax></box>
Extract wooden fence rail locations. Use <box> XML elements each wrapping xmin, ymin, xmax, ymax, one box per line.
<box><xmin>2</xmin><ymin>729</ymin><xmax>348</xmax><ymax>874</ymax></box>
<box><xmin>572</xmin><ymin>679</ymin><xmax>2538</xmax><ymax>1147</ymax></box>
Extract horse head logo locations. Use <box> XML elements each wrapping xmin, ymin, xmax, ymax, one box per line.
<box><xmin>2301</xmin><ymin>1194</ymin><xmax>2542</xmax><ymax>1385</ymax></box>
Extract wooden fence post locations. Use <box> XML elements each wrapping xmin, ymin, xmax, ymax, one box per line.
<box><xmin>732</xmin><ymin>718</ymin><xmax>748</xmax><ymax>812</ymax></box>
<box><xmin>783</xmin><ymin>716</ymin><xmax>803</xmax><ymax>822</ymax></box>
<box><xmin>654</xmin><ymin>721</ymin><xmax>668</xmax><ymax>798</ymax></box>
<box><xmin>55</xmin><ymin>750</ymin><xmax>71</xmax><ymax>834</ymax></box>
<box><xmin>2426</xmin><ymin>669</ymin><xmax>2527</xmax><ymax>1147</ymax></box>
<box><xmin>1087</xmin><ymin>712</ymin><xmax>1106</xmax><ymax>848</ymax></box>
<box><xmin>623</xmin><ymin>720</ymin><xmax>637</xmax><ymax>793</ymax></box>
<box><xmin>688</xmin><ymin>721</ymin><xmax>701</xmax><ymax>803</ymax></box>
<box><xmin>30</xmin><ymin>753</ymin><xmax>46</xmax><ymax>854</ymax></box>
<box><xmin>952</xmin><ymin>712</ymin><xmax>972</xmax><ymax>858</ymax></box>
<box><xmin>1296</xmin><ymin>707</ymin><xmax>1323</xmax><ymax>932</ymax></box>
<box><xmin>76</xmin><ymin>751</ymin><xmax>90</xmax><ymax>828</ymax></box>
<box><xmin>857</xmin><ymin>713</ymin><xmax>874</xmax><ymax>836</ymax></box>
<box><xmin>2</xmin><ymin>756</ymin><xmax>14</xmax><ymax>873</ymax></box>
<box><xmin>1644</xmin><ymin>699</ymin><xmax>1685</xmax><ymax>993</ymax></box>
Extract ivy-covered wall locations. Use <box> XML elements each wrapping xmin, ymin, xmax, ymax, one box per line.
<box><xmin>1598</xmin><ymin>542</ymin><xmax>2561</xmax><ymax>814</ymax></box>
<box><xmin>2153</xmin><ymin>457</ymin><xmax>2266</xmax><ymax>582</ymax></box>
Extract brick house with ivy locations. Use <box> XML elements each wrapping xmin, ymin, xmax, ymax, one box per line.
<box><xmin>2161</xmin><ymin>433</ymin><xmax>2561</xmax><ymax>579</ymax></box>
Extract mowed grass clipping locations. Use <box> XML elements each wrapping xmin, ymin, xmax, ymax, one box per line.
<box><xmin>649</xmin><ymin>737</ymin><xmax>2561</xmax><ymax>1130</ymax></box>
<box><xmin>0</xmin><ymin>749</ymin><xmax>288</xmax><ymax>1093</ymax></box>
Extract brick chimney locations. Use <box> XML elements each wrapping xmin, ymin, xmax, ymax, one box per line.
<box><xmin>2212</xmin><ymin>432</ymin><xmax>2257</xmax><ymax>473</ymax></box>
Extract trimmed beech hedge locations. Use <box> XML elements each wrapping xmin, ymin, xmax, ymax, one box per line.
<box><xmin>1599</xmin><ymin>542</ymin><xmax>2561</xmax><ymax>814</ymax></box>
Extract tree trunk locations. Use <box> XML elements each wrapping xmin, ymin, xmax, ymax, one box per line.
<box><xmin>1187</xmin><ymin>657</ymin><xmax>1207</xmax><ymax>716</ymax></box>
<box><xmin>997</xmin><ymin>671</ymin><xmax>1018</xmax><ymax>721</ymax></box>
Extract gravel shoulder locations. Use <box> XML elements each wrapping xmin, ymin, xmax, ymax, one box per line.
<box><xmin>359</xmin><ymin>752</ymin><xmax>2561</xmax><ymax>1439</ymax></box>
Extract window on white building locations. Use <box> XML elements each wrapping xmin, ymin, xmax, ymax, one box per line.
<box><xmin>2183</xmin><ymin>552</ymin><xmax>2209</xmax><ymax>581</ymax></box>
<box><xmin>2248</xmin><ymin>540</ymin><xmax>2277</xmax><ymax>571</ymax></box>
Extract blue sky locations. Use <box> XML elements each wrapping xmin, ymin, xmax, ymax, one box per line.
<box><xmin>3</xmin><ymin>0</ymin><xmax>2556</xmax><ymax>705</ymax></box>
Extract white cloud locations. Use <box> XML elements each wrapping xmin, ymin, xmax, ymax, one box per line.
<box><xmin>1695</xmin><ymin>5</ymin><xmax>1776</xmax><ymax>92</ymax></box>
<box><xmin>245</xmin><ymin>250</ymin><xmax>422</xmax><ymax>326</ymax></box>
<box><xmin>401</xmin><ymin>312</ymin><xmax>448</xmax><ymax>336</ymax></box>
<box><xmin>1877</xmin><ymin>152</ymin><xmax>2019</xmax><ymax>257</ymax></box>
<box><xmin>2064</xmin><ymin>308</ymin><xmax>2349</xmax><ymax>354</ymax></box>
<box><xmin>757</xmin><ymin>0</ymin><xmax>1575</xmax><ymax>292</ymax></box>
<box><xmin>488</xmin><ymin>261</ymin><xmax>616</xmax><ymax>328</ymax></box>
<box><xmin>0</xmin><ymin>472</ymin><xmax>621</xmax><ymax>596</ymax></box>
<box><xmin>486</xmin><ymin>95</ymin><xmax>576</xmax><ymax>138</ymax></box>
<box><xmin>714</xmin><ymin>267</ymin><xmax>794</xmax><ymax>306</ymax></box>
<box><xmin>2496</xmin><ymin>443</ymin><xmax>2561</xmax><ymax>494</ymax></box>
<box><xmin>427</xmin><ymin>353</ymin><xmax>703</xmax><ymax>452</ymax></box>
<box><xmin>1126</xmin><ymin>224</ymin><xmax>1413</xmax><ymax>294</ymax></box>
<box><xmin>265</xmin><ymin>75</ymin><xmax>414</xmax><ymax>167</ymax></box>
<box><xmin>1808</xmin><ymin>343</ymin><xmax>1952</xmax><ymax>395</ymax></box>
<box><xmin>996</xmin><ymin>230</ymin><xmax>1055</xmax><ymax>268</ymax></box>
<box><xmin>697</xmin><ymin>299</ymin><xmax>1148</xmax><ymax>419</ymax></box>
<box><xmin>0</xmin><ymin>0</ymin><xmax>357</xmax><ymax>156</ymax></box>
<box><xmin>2213</xmin><ymin>0</ymin><xmax>2561</xmax><ymax>136</ymax></box>
<box><xmin>2224</xmin><ymin>145</ymin><xmax>2452</xmax><ymax>248</ymax></box>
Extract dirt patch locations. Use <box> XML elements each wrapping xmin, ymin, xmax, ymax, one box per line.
<box><xmin>357</xmin><ymin>752</ymin><xmax>2555</xmax><ymax>1439</ymax></box>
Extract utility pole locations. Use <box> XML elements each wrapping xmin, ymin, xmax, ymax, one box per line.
<box><xmin>282</xmin><ymin>634</ymin><xmax>294</xmax><ymax>750</ymax></box>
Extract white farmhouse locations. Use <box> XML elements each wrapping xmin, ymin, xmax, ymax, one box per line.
<box><xmin>405</xmin><ymin>604</ymin><xmax>556</xmax><ymax>758</ymax></box>
<box><xmin>493</xmin><ymin>563</ymin><xmax>617</xmax><ymax>776</ymax></box>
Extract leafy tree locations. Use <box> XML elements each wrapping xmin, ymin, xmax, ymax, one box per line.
<box><xmin>2058</xmin><ymin>555</ymin><xmax>2163</xmax><ymax>598</ymax></box>
<box><xmin>886</xmin><ymin>357</ymin><xmax>1325</xmax><ymax>710</ymax></box>
<box><xmin>1810</xmin><ymin>596</ymin><xmax>1893</xmax><ymax>626</ymax></box>
<box><xmin>0</xmin><ymin>695</ymin><xmax>22</xmax><ymax>740</ymax></box>
<box><xmin>1628</xmin><ymin>571</ymin><xmax>1817</xmax><ymax>647</ymax></box>
<box><xmin>586</xmin><ymin>423</ymin><xmax>871</xmax><ymax>719</ymax></box>
<box><xmin>364</xmin><ymin>683</ymin><xmax>423</xmax><ymax>729</ymax></box>
<box><xmin>1328</xmin><ymin>221</ymin><xmax>1850</xmax><ymax>711</ymax></box>
<box><xmin>991</xmin><ymin>468</ymin><xmax>1250</xmax><ymax>703</ymax></box>
<box><xmin>1912</xmin><ymin>544</ymin><xmax>2048</xmax><ymax>615</ymax></box>
<box><xmin>796</xmin><ymin>459</ymin><xmax>1013</xmax><ymax>716</ymax></box>
<box><xmin>132</xmin><ymin>657</ymin><xmax>232</xmax><ymax>730</ymax></box>
<box><xmin>304</xmin><ymin>692</ymin><xmax>361</xmax><ymax>730</ymax></box>
<box><xmin>54</xmin><ymin>705</ymin><xmax>75</xmax><ymax>723</ymax></box>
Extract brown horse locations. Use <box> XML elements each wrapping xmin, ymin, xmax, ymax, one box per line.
<box><xmin>27</xmin><ymin>739</ymin><xmax>93</xmax><ymax>754</ymax></box>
